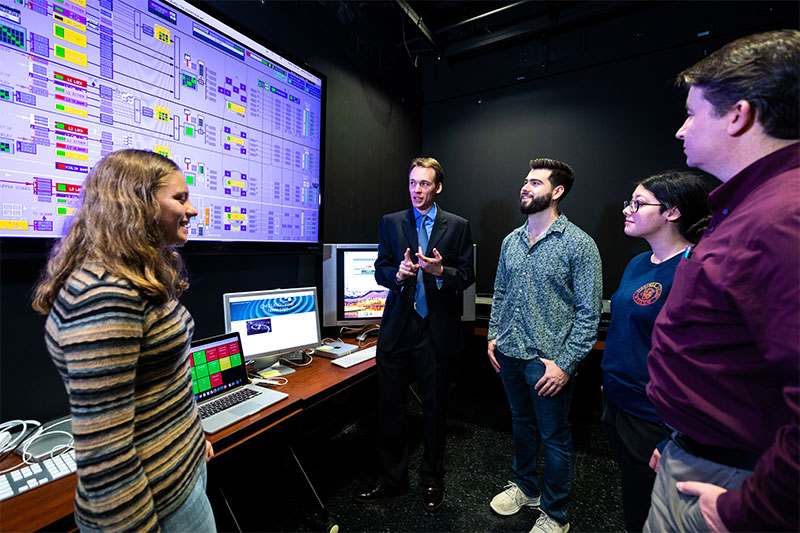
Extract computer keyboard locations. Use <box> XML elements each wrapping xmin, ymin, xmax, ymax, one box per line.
<box><xmin>332</xmin><ymin>345</ymin><xmax>377</xmax><ymax>368</ymax></box>
<box><xmin>197</xmin><ymin>388</ymin><xmax>261</xmax><ymax>419</ymax></box>
<box><xmin>0</xmin><ymin>449</ymin><xmax>77</xmax><ymax>502</ymax></box>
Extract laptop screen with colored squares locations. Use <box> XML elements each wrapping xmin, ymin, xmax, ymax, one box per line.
<box><xmin>189</xmin><ymin>331</ymin><xmax>287</xmax><ymax>433</ymax></box>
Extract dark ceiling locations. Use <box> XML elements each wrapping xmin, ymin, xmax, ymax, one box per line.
<box><xmin>397</xmin><ymin>1</ymin><xmax>638</xmax><ymax>59</ymax></box>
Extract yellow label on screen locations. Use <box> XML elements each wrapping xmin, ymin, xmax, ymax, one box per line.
<box><xmin>0</xmin><ymin>220</ymin><xmax>30</xmax><ymax>230</ymax></box>
<box><xmin>54</xmin><ymin>44</ymin><xmax>87</xmax><ymax>67</ymax></box>
<box><xmin>54</xmin><ymin>24</ymin><xmax>87</xmax><ymax>48</ymax></box>
<box><xmin>53</xmin><ymin>13</ymin><xmax>86</xmax><ymax>32</ymax></box>
<box><xmin>155</xmin><ymin>106</ymin><xmax>170</xmax><ymax>122</ymax></box>
<box><xmin>155</xmin><ymin>24</ymin><xmax>171</xmax><ymax>44</ymax></box>
<box><xmin>55</xmin><ymin>103</ymin><xmax>88</xmax><ymax>117</ymax></box>
<box><xmin>226</xmin><ymin>101</ymin><xmax>245</xmax><ymax>116</ymax></box>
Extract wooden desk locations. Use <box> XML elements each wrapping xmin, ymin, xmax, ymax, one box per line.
<box><xmin>0</xmin><ymin>350</ymin><xmax>377</xmax><ymax>532</ymax></box>
<box><xmin>209</xmin><ymin>351</ymin><xmax>376</xmax><ymax>456</ymax></box>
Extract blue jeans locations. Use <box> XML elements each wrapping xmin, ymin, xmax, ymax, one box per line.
<box><xmin>498</xmin><ymin>352</ymin><xmax>574</xmax><ymax>525</ymax></box>
<box><xmin>78</xmin><ymin>461</ymin><xmax>216</xmax><ymax>533</ymax></box>
<box><xmin>160</xmin><ymin>461</ymin><xmax>217</xmax><ymax>532</ymax></box>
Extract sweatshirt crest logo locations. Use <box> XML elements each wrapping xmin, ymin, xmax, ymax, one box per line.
<box><xmin>633</xmin><ymin>282</ymin><xmax>662</xmax><ymax>306</ymax></box>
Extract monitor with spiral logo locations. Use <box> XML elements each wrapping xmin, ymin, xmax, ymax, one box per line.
<box><xmin>222</xmin><ymin>286</ymin><xmax>321</xmax><ymax>373</ymax></box>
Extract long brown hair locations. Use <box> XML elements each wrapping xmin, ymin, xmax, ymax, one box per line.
<box><xmin>32</xmin><ymin>149</ymin><xmax>189</xmax><ymax>313</ymax></box>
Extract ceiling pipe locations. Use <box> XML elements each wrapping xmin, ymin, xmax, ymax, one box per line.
<box><xmin>395</xmin><ymin>0</ymin><xmax>438</xmax><ymax>50</ymax></box>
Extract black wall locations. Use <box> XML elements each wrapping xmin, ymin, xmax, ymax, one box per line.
<box><xmin>1</xmin><ymin>1</ymin><xmax>797</xmax><ymax>422</ymax></box>
<box><xmin>419</xmin><ymin>1</ymin><xmax>797</xmax><ymax>295</ymax></box>
<box><xmin>0</xmin><ymin>0</ymin><xmax>422</xmax><ymax>422</ymax></box>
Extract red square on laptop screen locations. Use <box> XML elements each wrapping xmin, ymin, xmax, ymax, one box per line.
<box><xmin>206</xmin><ymin>346</ymin><xmax>219</xmax><ymax>361</ymax></box>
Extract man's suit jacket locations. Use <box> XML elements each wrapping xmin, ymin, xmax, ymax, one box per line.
<box><xmin>375</xmin><ymin>206</ymin><xmax>475</xmax><ymax>355</ymax></box>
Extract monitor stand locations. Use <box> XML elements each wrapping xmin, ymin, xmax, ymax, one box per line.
<box><xmin>253</xmin><ymin>360</ymin><xmax>296</xmax><ymax>377</ymax></box>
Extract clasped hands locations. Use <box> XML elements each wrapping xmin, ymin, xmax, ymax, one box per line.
<box><xmin>396</xmin><ymin>247</ymin><xmax>444</xmax><ymax>281</ymax></box>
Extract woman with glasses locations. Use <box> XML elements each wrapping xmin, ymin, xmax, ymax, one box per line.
<box><xmin>601</xmin><ymin>170</ymin><xmax>710</xmax><ymax>532</ymax></box>
<box><xmin>32</xmin><ymin>150</ymin><xmax>216</xmax><ymax>532</ymax></box>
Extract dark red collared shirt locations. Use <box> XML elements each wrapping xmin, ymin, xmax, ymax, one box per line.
<box><xmin>647</xmin><ymin>143</ymin><xmax>800</xmax><ymax>531</ymax></box>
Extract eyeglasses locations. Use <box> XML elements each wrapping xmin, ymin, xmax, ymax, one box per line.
<box><xmin>623</xmin><ymin>200</ymin><xmax>664</xmax><ymax>213</ymax></box>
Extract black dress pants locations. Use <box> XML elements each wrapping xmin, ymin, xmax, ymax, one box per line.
<box><xmin>376</xmin><ymin>313</ymin><xmax>450</xmax><ymax>486</ymax></box>
<box><xmin>601</xmin><ymin>397</ymin><xmax>670</xmax><ymax>532</ymax></box>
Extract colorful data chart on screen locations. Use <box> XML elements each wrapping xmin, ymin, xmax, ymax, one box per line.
<box><xmin>0</xmin><ymin>0</ymin><xmax>323</xmax><ymax>242</ymax></box>
<box><xmin>190</xmin><ymin>340</ymin><xmax>244</xmax><ymax>397</ymax></box>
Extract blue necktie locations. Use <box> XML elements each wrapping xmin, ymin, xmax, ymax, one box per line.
<box><xmin>415</xmin><ymin>215</ymin><xmax>429</xmax><ymax>318</ymax></box>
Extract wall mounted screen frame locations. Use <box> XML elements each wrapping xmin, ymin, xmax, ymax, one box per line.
<box><xmin>0</xmin><ymin>0</ymin><xmax>326</xmax><ymax>253</ymax></box>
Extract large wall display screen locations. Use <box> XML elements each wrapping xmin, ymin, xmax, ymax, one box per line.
<box><xmin>0</xmin><ymin>0</ymin><xmax>323</xmax><ymax>242</ymax></box>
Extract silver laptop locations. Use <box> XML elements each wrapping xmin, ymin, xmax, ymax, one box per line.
<box><xmin>190</xmin><ymin>331</ymin><xmax>287</xmax><ymax>434</ymax></box>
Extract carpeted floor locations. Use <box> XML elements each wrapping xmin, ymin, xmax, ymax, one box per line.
<box><xmin>210</xmin><ymin>372</ymin><xmax>626</xmax><ymax>533</ymax></box>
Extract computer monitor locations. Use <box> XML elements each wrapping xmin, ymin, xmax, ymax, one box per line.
<box><xmin>322</xmin><ymin>243</ymin><xmax>477</xmax><ymax>328</ymax></box>
<box><xmin>0</xmin><ymin>0</ymin><xmax>324</xmax><ymax>247</ymax></box>
<box><xmin>222</xmin><ymin>286</ymin><xmax>321</xmax><ymax>373</ymax></box>
<box><xmin>322</xmin><ymin>244</ymin><xmax>388</xmax><ymax>328</ymax></box>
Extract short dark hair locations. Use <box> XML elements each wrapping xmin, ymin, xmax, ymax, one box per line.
<box><xmin>529</xmin><ymin>158</ymin><xmax>575</xmax><ymax>202</ymax></box>
<box><xmin>409</xmin><ymin>157</ymin><xmax>444</xmax><ymax>186</ymax></box>
<box><xmin>676</xmin><ymin>29</ymin><xmax>799</xmax><ymax>139</ymax></box>
<box><xmin>639</xmin><ymin>170</ymin><xmax>710</xmax><ymax>244</ymax></box>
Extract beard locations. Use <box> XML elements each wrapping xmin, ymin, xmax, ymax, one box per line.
<box><xmin>519</xmin><ymin>192</ymin><xmax>552</xmax><ymax>215</ymax></box>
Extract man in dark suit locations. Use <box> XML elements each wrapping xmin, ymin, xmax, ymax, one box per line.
<box><xmin>354</xmin><ymin>157</ymin><xmax>475</xmax><ymax>512</ymax></box>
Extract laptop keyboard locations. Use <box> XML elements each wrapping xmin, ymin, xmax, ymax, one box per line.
<box><xmin>198</xmin><ymin>388</ymin><xmax>261</xmax><ymax>419</ymax></box>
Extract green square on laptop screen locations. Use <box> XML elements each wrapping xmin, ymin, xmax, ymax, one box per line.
<box><xmin>193</xmin><ymin>350</ymin><xmax>207</xmax><ymax>366</ymax></box>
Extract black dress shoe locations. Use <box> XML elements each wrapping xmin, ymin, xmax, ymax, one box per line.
<box><xmin>353</xmin><ymin>481</ymin><xmax>408</xmax><ymax>503</ymax></box>
<box><xmin>421</xmin><ymin>479</ymin><xmax>445</xmax><ymax>512</ymax></box>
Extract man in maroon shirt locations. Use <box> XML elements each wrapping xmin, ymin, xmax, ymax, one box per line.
<box><xmin>645</xmin><ymin>30</ymin><xmax>799</xmax><ymax>532</ymax></box>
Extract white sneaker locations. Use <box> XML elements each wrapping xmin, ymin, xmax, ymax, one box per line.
<box><xmin>529</xmin><ymin>513</ymin><xmax>570</xmax><ymax>533</ymax></box>
<box><xmin>490</xmin><ymin>481</ymin><xmax>541</xmax><ymax>516</ymax></box>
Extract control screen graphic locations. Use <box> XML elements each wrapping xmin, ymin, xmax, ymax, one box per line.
<box><xmin>0</xmin><ymin>0</ymin><xmax>323</xmax><ymax>242</ymax></box>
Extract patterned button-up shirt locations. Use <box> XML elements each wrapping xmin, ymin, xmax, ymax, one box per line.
<box><xmin>488</xmin><ymin>213</ymin><xmax>602</xmax><ymax>375</ymax></box>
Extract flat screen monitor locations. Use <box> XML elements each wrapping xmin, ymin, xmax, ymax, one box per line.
<box><xmin>0</xmin><ymin>0</ymin><xmax>324</xmax><ymax>246</ymax></box>
<box><xmin>322</xmin><ymin>243</ymin><xmax>477</xmax><ymax>328</ymax></box>
<box><xmin>222</xmin><ymin>286</ymin><xmax>321</xmax><ymax>371</ymax></box>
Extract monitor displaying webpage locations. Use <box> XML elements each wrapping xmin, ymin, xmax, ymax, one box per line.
<box><xmin>227</xmin><ymin>289</ymin><xmax>319</xmax><ymax>358</ymax></box>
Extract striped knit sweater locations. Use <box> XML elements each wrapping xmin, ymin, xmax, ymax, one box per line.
<box><xmin>45</xmin><ymin>263</ymin><xmax>206</xmax><ymax>532</ymax></box>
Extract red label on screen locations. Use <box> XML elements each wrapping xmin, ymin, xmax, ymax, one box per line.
<box><xmin>54</xmin><ymin>72</ymin><xmax>87</xmax><ymax>87</ymax></box>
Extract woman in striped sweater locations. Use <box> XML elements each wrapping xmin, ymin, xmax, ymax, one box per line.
<box><xmin>32</xmin><ymin>150</ymin><xmax>216</xmax><ymax>532</ymax></box>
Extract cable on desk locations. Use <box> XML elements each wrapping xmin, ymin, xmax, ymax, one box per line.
<box><xmin>336</xmin><ymin>326</ymin><xmax>363</xmax><ymax>337</ymax></box>
<box><xmin>248</xmin><ymin>374</ymin><xmax>289</xmax><ymax>387</ymax></box>
<box><xmin>358</xmin><ymin>339</ymin><xmax>379</xmax><ymax>349</ymax></box>
<box><xmin>0</xmin><ymin>420</ymin><xmax>42</xmax><ymax>474</ymax></box>
<box><xmin>281</xmin><ymin>348</ymin><xmax>314</xmax><ymax>367</ymax></box>
<box><xmin>19</xmin><ymin>418</ymin><xmax>74</xmax><ymax>464</ymax></box>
